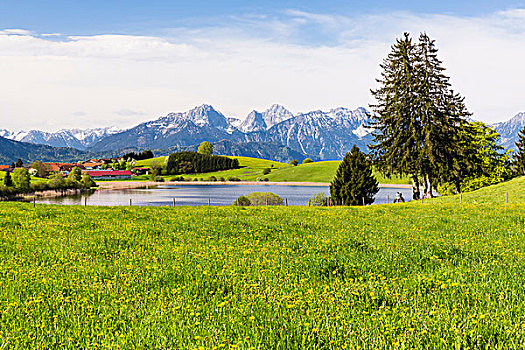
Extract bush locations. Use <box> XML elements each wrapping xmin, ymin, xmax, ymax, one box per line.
<box><xmin>209</xmin><ymin>176</ymin><xmax>217</xmax><ymax>182</ymax></box>
<box><xmin>262</xmin><ymin>168</ymin><xmax>271</xmax><ymax>175</ymax></box>
<box><xmin>192</xmin><ymin>178</ymin><xmax>199</xmax><ymax>182</ymax></box>
<box><xmin>289</xmin><ymin>159</ymin><xmax>298</xmax><ymax>166</ymax></box>
<box><xmin>228</xmin><ymin>177</ymin><xmax>241</xmax><ymax>182</ymax></box>
<box><xmin>263</xmin><ymin>178</ymin><xmax>269</xmax><ymax>182</ymax></box>
<box><xmin>153</xmin><ymin>176</ymin><xmax>164</xmax><ymax>182</ymax></box>
<box><xmin>233</xmin><ymin>195</ymin><xmax>251</xmax><ymax>206</ymax></box>
<box><xmin>170</xmin><ymin>176</ymin><xmax>185</xmax><ymax>182</ymax></box>
<box><xmin>245</xmin><ymin>192</ymin><xmax>283</xmax><ymax>206</ymax></box>
<box><xmin>308</xmin><ymin>192</ymin><xmax>330</xmax><ymax>206</ymax></box>
<box><xmin>219</xmin><ymin>177</ymin><xmax>225</xmax><ymax>182</ymax></box>
<box><xmin>302</xmin><ymin>158</ymin><xmax>313</xmax><ymax>164</ymax></box>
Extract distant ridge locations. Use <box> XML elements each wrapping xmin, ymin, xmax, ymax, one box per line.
<box><xmin>2</xmin><ymin>105</ymin><xmax>523</xmax><ymax>162</ymax></box>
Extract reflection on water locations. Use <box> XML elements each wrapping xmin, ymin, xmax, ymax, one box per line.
<box><xmin>35</xmin><ymin>184</ymin><xmax>414</xmax><ymax>207</ymax></box>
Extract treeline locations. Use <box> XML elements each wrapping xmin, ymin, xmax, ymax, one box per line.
<box><xmin>166</xmin><ymin>152</ymin><xmax>239</xmax><ymax>174</ymax></box>
<box><xmin>122</xmin><ymin>150</ymin><xmax>154</xmax><ymax>161</ymax></box>
<box><xmin>0</xmin><ymin>167</ymin><xmax>95</xmax><ymax>199</ymax></box>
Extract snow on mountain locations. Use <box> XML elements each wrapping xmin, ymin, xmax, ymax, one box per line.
<box><xmin>0</xmin><ymin>126</ymin><xmax>123</xmax><ymax>150</ymax></box>
<box><xmin>492</xmin><ymin>112</ymin><xmax>525</xmax><ymax>150</ymax></box>
<box><xmin>261</xmin><ymin>104</ymin><xmax>294</xmax><ymax>129</ymax></box>
<box><xmin>238</xmin><ymin>111</ymin><xmax>267</xmax><ymax>133</ymax></box>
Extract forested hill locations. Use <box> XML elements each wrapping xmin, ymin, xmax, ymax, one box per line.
<box><xmin>0</xmin><ymin>136</ymin><xmax>86</xmax><ymax>164</ymax></box>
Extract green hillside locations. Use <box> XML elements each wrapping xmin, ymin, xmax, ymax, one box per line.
<box><xmin>431</xmin><ymin>176</ymin><xmax>525</xmax><ymax>205</ymax></box>
<box><xmin>135</xmin><ymin>156</ymin><xmax>410</xmax><ymax>184</ymax></box>
<box><xmin>1</xmin><ymin>177</ymin><xmax>525</xmax><ymax>347</ymax></box>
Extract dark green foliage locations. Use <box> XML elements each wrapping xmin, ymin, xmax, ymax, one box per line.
<box><xmin>330</xmin><ymin>145</ymin><xmax>378</xmax><ymax>206</ymax></box>
<box><xmin>166</xmin><ymin>151</ymin><xmax>239</xmax><ymax>175</ymax></box>
<box><xmin>308</xmin><ymin>192</ymin><xmax>329</xmax><ymax>206</ymax></box>
<box><xmin>122</xmin><ymin>150</ymin><xmax>154</xmax><ymax>161</ymax></box>
<box><xmin>245</xmin><ymin>192</ymin><xmax>283</xmax><ymax>206</ymax></box>
<box><xmin>68</xmin><ymin>167</ymin><xmax>82</xmax><ymax>182</ymax></box>
<box><xmin>31</xmin><ymin>161</ymin><xmax>49</xmax><ymax>178</ymax></box>
<box><xmin>289</xmin><ymin>159</ymin><xmax>298</xmax><ymax>166</ymax></box>
<box><xmin>228</xmin><ymin>177</ymin><xmax>241</xmax><ymax>182</ymax></box>
<box><xmin>262</xmin><ymin>168</ymin><xmax>271</xmax><ymax>175</ymax></box>
<box><xmin>15</xmin><ymin>159</ymin><xmax>23</xmax><ymax>168</ymax></box>
<box><xmin>369</xmin><ymin>32</ymin><xmax>471</xmax><ymax>197</ymax></box>
<box><xmin>3</xmin><ymin>172</ymin><xmax>13</xmax><ymax>187</ymax></box>
<box><xmin>302</xmin><ymin>158</ymin><xmax>313</xmax><ymax>164</ymax></box>
<box><xmin>438</xmin><ymin>122</ymin><xmax>513</xmax><ymax>194</ymax></box>
<box><xmin>197</xmin><ymin>141</ymin><xmax>213</xmax><ymax>155</ymax></box>
<box><xmin>12</xmin><ymin>168</ymin><xmax>30</xmax><ymax>192</ymax></box>
<box><xmin>233</xmin><ymin>195</ymin><xmax>251</xmax><ymax>206</ymax></box>
<box><xmin>81</xmin><ymin>174</ymin><xmax>96</xmax><ymax>188</ymax></box>
<box><xmin>515</xmin><ymin>127</ymin><xmax>525</xmax><ymax>176</ymax></box>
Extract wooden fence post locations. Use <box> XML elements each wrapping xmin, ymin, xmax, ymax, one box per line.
<box><xmin>173</xmin><ymin>198</ymin><xmax>176</xmax><ymax>207</ymax></box>
<box><xmin>506</xmin><ymin>192</ymin><xmax>508</xmax><ymax>204</ymax></box>
<box><xmin>362</xmin><ymin>197</ymin><xmax>365</xmax><ymax>206</ymax></box>
<box><xmin>33</xmin><ymin>197</ymin><xmax>35</xmax><ymax>208</ymax></box>
<box><xmin>460</xmin><ymin>194</ymin><xmax>462</xmax><ymax>204</ymax></box>
<box><xmin>285</xmin><ymin>198</ymin><xmax>288</xmax><ymax>206</ymax></box>
<box><xmin>84</xmin><ymin>197</ymin><xmax>87</xmax><ymax>207</ymax></box>
<box><xmin>208</xmin><ymin>198</ymin><xmax>211</xmax><ymax>206</ymax></box>
<box><xmin>387</xmin><ymin>195</ymin><xmax>389</xmax><ymax>204</ymax></box>
<box><xmin>130</xmin><ymin>199</ymin><xmax>132</xmax><ymax>206</ymax></box>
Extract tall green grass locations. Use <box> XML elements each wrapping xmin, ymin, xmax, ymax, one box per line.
<box><xmin>1</xmin><ymin>178</ymin><xmax>525</xmax><ymax>348</ymax></box>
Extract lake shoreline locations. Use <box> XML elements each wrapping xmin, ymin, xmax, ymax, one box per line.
<box><xmin>96</xmin><ymin>181</ymin><xmax>413</xmax><ymax>191</ymax></box>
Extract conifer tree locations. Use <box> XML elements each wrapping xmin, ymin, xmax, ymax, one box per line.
<box><xmin>330</xmin><ymin>145</ymin><xmax>379</xmax><ymax>206</ymax></box>
<box><xmin>3</xmin><ymin>171</ymin><xmax>13</xmax><ymax>187</ymax></box>
<box><xmin>515</xmin><ymin>127</ymin><xmax>525</xmax><ymax>176</ymax></box>
<box><xmin>369</xmin><ymin>32</ymin><xmax>471</xmax><ymax>197</ymax></box>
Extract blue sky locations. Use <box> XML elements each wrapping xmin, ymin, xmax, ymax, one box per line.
<box><xmin>1</xmin><ymin>0</ymin><xmax>523</xmax><ymax>35</ymax></box>
<box><xmin>0</xmin><ymin>1</ymin><xmax>524</xmax><ymax>131</ymax></box>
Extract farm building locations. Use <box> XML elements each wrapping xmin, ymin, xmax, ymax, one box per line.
<box><xmin>83</xmin><ymin>170</ymin><xmax>133</xmax><ymax>180</ymax></box>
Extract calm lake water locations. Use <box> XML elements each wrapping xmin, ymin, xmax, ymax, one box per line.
<box><xmin>35</xmin><ymin>184</ymin><xmax>414</xmax><ymax>206</ymax></box>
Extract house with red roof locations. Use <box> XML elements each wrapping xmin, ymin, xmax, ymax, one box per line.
<box><xmin>83</xmin><ymin>170</ymin><xmax>133</xmax><ymax>180</ymax></box>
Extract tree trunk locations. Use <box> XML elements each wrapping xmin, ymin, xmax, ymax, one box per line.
<box><xmin>411</xmin><ymin>175</ymin><xmax>420</xmax><ymax>200</ymax></box>
<box><xmin>425</xmin><ymin>174</ymin><xmax>434</xmax><ymax>198</ymax></box>
<box><xmin>422</xmin><ymin>173</ymin><xmax>429</xmax><ymax>198</ymax></box>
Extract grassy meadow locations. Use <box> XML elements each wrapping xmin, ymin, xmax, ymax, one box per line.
<box><xmin>1</xmin><ymin>177</ymin><xmax>525</xmax><ymax>348</ymax></box>
<box><xmin>135</xmin><ymin>156</ymin><xmax>410</xmax><ymax>184</ymax></box>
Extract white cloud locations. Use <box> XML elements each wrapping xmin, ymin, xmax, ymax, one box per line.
<box><xmin>0</xmin><ymin>9</ymin><xmax>524</xmax><ymax>132</ymax></box>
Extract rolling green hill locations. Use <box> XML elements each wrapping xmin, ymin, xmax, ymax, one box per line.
<box><xmin>136</xmin><ymin>156</ymin><xmax>410</xmax><ymax>184</ymax></box>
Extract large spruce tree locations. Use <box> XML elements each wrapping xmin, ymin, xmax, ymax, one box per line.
<box><xmin>369</xmin><ymin>32</ymin><xmax>471</xmax><ymax>197</ymax></box>
<box><xmin>515</xmin><ymin>127</ymin><xmax>525</xmax><ymax>176</ymax></box>
<box><xmin>330</xmin><ymin>145</ymin><xmax>379</xmax><ymax>206</ymax></box>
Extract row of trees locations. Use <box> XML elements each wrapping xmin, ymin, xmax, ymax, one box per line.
<box><xmin>166</xmin><ymin>151</ymin><xmax>240</xmax><ymax>175</ymax></box>
<box><xmin>329</xmin><ymin>32</ymin><xmax>524</xmax><ymax>205</ymax></box>
<box><xmin>1</xmin><ymin>166</ymin><xmax>95</xmax><ymax>198</ymax></box>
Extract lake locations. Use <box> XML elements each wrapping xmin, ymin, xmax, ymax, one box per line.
<box><xmin>35</xmin><ymin>184</ymin><xmax>414</xmax><ymax>206</ymax></box>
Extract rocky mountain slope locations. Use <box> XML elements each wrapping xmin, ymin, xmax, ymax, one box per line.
<box><xmin>492</xmin><ymin>112</ymin><xmax>525</xmax><ymax>151</ymax></box>
<box><xmin>0</xmin><ymin>127</ymin><xmax>121</xmax><ymax>150</ymax></box>
<box><xmin>89</xmin><ymin>104</ymin><xmax>373</xmax><ymax>159</ymax></box>
<box><xmin>0</xmin><ymin>136</ymin><xmax>87</xmax><ymax>164</ymax></box>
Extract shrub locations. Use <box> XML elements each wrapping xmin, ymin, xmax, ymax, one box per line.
<box><xmin>263</xmin><ymin>178</ymin><xmax>269</xmax><ymax>182</ymax></box>
<box><xmin>170</xmin><ymin>176</ymin><xmax>185</xmax><ymax>182</ymax></box>
<box><xmin>233</xmin><ymin>196</ymin><xmax>251</xmax><ymax>206</ymax></box>
<box><xmin>308</xmin><ymin>192</ymin><xmax>330</xmax><ymax>206</ymax></box>
<box><xmin>219</xmin><ymin>177</ymin><xmax>225</xmax><ymax>182</ymax></box>
<box><xmin>209</xmin><ymin>176</ymin><xmax>217</xmax><ymax>182</ymax></box>
<box><xmin>302</xmin><ymin>158</ymin><xmax>313</xmax><ymax>164</ymax></box>
<box><xmin>153</xmin><ymin>176</ymin><xmax>164</xmax><ymax>182</ymax></box>
<box><xmin>228</xmin><ymin>177</ymin><xmax>241</xmax><ymax>182</ymax></box>
<box><xmin>245</xmin><ymin>192</ymin><xmax>283</xmax><ymax>206</ymax></box>
<box><xmin>289</xmin><ymin>159</ymin><xmax>298</xmax><ymax>166</ymax></box>
<box><xmin>262</xmin><ymin>168</ymin><xmax>271</xmax><ymax>175</ymax></box>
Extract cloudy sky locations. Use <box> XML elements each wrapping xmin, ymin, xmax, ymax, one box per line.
<box><xmin>0</xmin><ymin>0</ymin><xmax>524</xmax><ymax>132</ymax></box>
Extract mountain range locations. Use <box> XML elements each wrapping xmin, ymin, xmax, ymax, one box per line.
<box><xmin>0</xmin><ymin>104</ymin><xmax>524</xmax><ymax>163</ymax></box>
